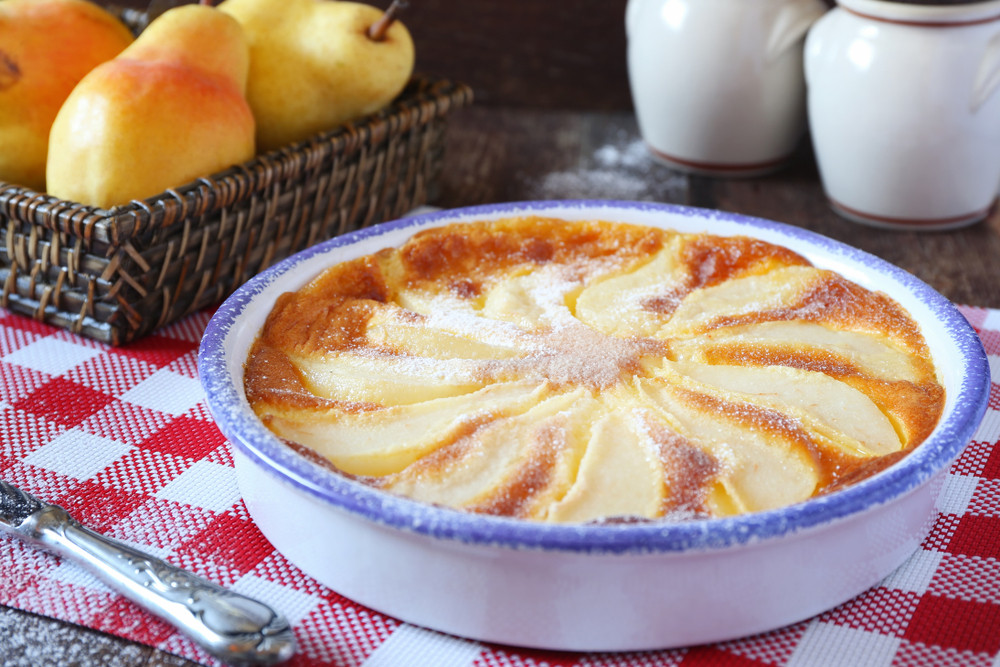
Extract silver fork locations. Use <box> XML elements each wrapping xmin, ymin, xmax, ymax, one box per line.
<box><xmin>0</xmin><ymin>479</ymin><xmax>295</xmax><ymax>665</ymax></box>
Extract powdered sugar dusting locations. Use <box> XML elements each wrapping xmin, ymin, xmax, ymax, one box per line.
<box><xmin>423</xmin><ymin>307</ymin><xmax>530</xmax><ymax>350</ymax></box>
<box><xmin>595</xmin><ymin>139</ymin><xmax>651</xmax><ymax>169</ymax></box>
<box><xmin>527</xmin><ymin>136</ymin><xmax>687</xmax><ymax>200</ymax></box>
<box><xmin>519</xmin><ymin>324</ymin><xmax>661</xmax><ymax>389</ymax></box>
<box><xmin>395</xmin><ymin>260</ymin><xmax>665</xmax><ymax>389</ymax></box>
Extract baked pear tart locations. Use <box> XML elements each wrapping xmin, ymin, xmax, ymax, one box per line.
<box><xmin>243</xmin><ymin>216</ymin><xmax>945</xmax><ymax>524</ymax></box>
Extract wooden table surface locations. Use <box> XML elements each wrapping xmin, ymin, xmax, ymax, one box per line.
<box><xmin>3</xmin><ymin>102</ymin><xmax>1000</xmax><ymax>665</ymax></box>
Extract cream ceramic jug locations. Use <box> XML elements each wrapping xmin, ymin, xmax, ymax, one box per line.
<box><xmin>805</xmin><ymin>0</ymin><xmax>1000</xmax><ymax>229</ymax></box>
<box><xmin>626</xmin><ymin>0</ymin><xmax>828</xmax><ymax>176</ymax></box>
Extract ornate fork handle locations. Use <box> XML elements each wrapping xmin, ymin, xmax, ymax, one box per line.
<box><xmin>18</xmin><ymin>505</ymin><xmax>296</xmax><ymax>665</ymax></box>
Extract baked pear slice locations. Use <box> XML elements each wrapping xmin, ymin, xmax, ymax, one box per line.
<box><xmin>363</xmin><ymin>303</ymin><xmax>524</xmax><ymax>360</ymax></box>
<box><xmin>658</xmin><ymin>265</ymin><xmax>821</xmax><ymax>339</ymax></box>
<box><xmin>544</xmin><ymin>386</ymin><xmax>721</xmax><ymax>524</ymax></box>
<box><xmin>289</xmin><ymin>350</ymin><xmax>493</xmax><ymax>406</ymax></box>
<box><xmin>259</xmin><ymin>381</ymin><xmax>550</xmax><ymax>477</ymax></box>
<box><xmin>380</xmin><ymin>389</ymin><xmax>596</xmax><ymax>519</ymax></box>
<box><xmin>635</xmin><ymin>373</ymin><xmax>821</xmax><ymax>515</ymax></box>
<box><xmin>670</xmin><ymin>320</ymin><xmax>930</xmax><ymax>384</ymax></box>
<box><xmin>667</xmin><ymin>360</ymin><xmax>902</xmax><ymax>457</ymax></box>
<box><xmin>669</xmin><ymin>320</ymin><xmax>943</xmax><ymax>446</ymax></box>
<box><xmin>574</xmin><ymin>242</ymin><xmax>687</xmax><ymax>338</ymax></box>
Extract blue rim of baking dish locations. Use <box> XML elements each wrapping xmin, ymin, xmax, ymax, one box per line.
<box><xmin>198</xmin><ymin>200</ymin><xmax>992</xmax><ymax>554</ymax></box>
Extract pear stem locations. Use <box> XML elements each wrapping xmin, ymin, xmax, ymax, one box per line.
<box><xmin>367</xmin><ymin>0</ymin><xmax>409</xmax><ymax>42</ymax></box>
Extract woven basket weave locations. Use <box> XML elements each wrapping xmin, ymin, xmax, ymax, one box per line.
<box><xmin>0</xmin><ymin>71</ymin><xmax>472</xmax><ymax>345</ymax></box>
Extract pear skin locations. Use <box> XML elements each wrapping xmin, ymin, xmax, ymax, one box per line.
<box><xmin>220</xmin><ymin>0</ymin><xmax>415</xmax><ymax>152</ymax></box>
<box><xmin>0</xmin><ymin>0</ymin><xmax>133</xmax><ymax>192</ymax></box>
<box><xmin>46</xmin><ymin>4</ymin><xmax>255</xmax><ymax>209</ymax></box>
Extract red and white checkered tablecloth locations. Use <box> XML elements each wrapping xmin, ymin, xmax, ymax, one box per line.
<box><xmin>1</xmin><ymin>304</ymin><xmax>998</xmax><ymax>667</ymax></box>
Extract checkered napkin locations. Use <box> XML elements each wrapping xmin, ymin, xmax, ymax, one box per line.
<box><xmin>1</xmin><ymin>305</ymin><xmax>999</xmax><ymax>667</ymax></box>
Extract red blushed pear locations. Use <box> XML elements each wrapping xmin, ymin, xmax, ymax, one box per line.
<box><xmin>0</xmin><ymin>0</ymin><xmax>134</xmax><ymax>192</ymax></box>
<box><xmin>219</xmin><ymin>0</ymin><xmax>415</xmax><ymax>152</ymax></box>
<box><xmin>46</xmin><ymin>2</ymin><xmax>255</xmax><ymax>209</ymax></box>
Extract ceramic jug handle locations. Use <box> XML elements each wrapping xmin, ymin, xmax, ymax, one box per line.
<box><xmin>766</xmin><ymin>1</ymin><xmax>827</xmax><ymax>64</ymax></box>
<box><xmin>971</xmin><ymin>33</ymin><xmax>1000</xmax><ymax>113</ymax></box>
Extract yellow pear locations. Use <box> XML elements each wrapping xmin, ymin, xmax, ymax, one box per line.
<box><xmin>0</xmin><ymin>0</ymin><xmax>133</xmax><ymax>192</ymax></box>
<box><xmin>46</xmin><ymin>3</ymin><xmax>255</xmax><ymax>209</ymax></box>
<box><xmin>219</xmin><ymin>0</ymin><xmax>415</xmax><ymax>152</ymax></box>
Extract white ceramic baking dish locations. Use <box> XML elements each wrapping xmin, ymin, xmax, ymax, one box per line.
<box><xmin>198</xmin><ymin>200</ymin><xmax>990</xmax><ymax>652</ymax></box>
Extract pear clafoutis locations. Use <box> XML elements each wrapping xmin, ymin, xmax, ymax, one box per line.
<box><xmin>243</xmin><ymin>217</ymin><xmax>946</xmax><ymax>525</ymax></box>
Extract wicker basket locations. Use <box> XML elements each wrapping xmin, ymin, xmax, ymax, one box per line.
<box><xmin>0</xmin><ymin>70</ymin><xmax>472</xmax><ymax>345</ymax></box>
